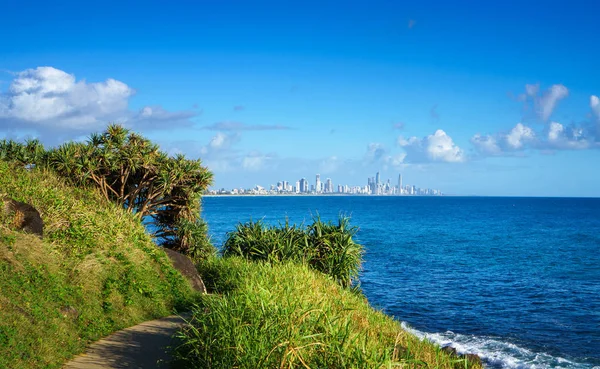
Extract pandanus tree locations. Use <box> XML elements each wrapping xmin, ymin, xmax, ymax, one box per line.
<box><xmin>0</xmin><ymin>138</ymin><xmax>46</xmax><ymax>166</ymax></box>
<box><xmin>1</xmin><ymin>125</ymin><xmax>214</xmax><ymax>258</ymax></box>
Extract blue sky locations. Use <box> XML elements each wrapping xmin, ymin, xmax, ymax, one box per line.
<box><xmin>1</xmin><ymin>0</ymin><xmax>599</xmax><ymax>196</ymax></box>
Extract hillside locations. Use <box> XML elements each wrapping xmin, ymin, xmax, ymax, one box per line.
<box><xmin>0</xmin><ymin>161</ymin><xmax>197</xmax><ymax>369</ymax></box>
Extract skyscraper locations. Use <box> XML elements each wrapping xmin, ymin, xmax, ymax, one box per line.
<box><xmin>316</xmin><ymin>174</ymin><xmax>321</xmax><ymax>194</ymax></box>
<box><xmin>376</xmin><ymin>171</ymin><xmax>381</xmax><ymax>186</ymax></box>
<box><xmin>398</xmin><ymin>174</ymin><xmax>403</xmax><ymax>195</ymax></box>
<box><xmin>326</xmin><ymin>178</ymin><xmax>332</xmax><ymax>193</ymax></box>
<box><xmin>299</xmin><ymin>178</ymin><xmax>307</xmax><ymax>193</ymax></box>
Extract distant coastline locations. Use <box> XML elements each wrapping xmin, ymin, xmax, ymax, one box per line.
<box><xmin>203</xmin><ymin>193</ymin><xmax>444</xmax><ymax>197</ymax></box>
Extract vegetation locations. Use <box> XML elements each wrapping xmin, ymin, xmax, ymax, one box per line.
<box><xmin>222</xmin><ymin>216</ymin><xmax>363</xmax><ymax>288</ymax></box>
<box><xmin>0</xmin><ymin>127</ymin><xmax>479</xmax><ymax>369</ymax></box>
<box><xmin>0</xmin><ymin>160</ymin><xmax>197</xmax><ymax>368</ymax></box>
<box><xmin>0</xmin><ymin>125</ymin><xmax>214</xmax><ymax>258</ymax></box>
<box><xmin>173</xmin><ymin>257</ymin><xmax>482</xmax><ymax>369</ymax></box>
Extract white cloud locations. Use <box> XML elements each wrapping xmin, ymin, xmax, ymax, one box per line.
<box><xmin>470</xmin><ymin>134</ymin><xmax>502</xmax><ymax>155</ymax></box>
<box><xmin>200</xmin><ymin>132</ymin><xmax>240</xmax><ymax>154</ymax></box>
<box><xmin>547</xmin><ymin>122</ymin><xmax>563</xmax><ymax>142</ymax></box>
<box><xmin>242</xmin><ymin>151</ymin><xmax>276</xmax><ymax>171</ymax></box>
<box><xmin>506</xmin><ymin>123</ymin><xmax>535</xmax><ymax>149</ymax></box>
<box><xmin>472</xmin><ymin>120</ymin><xmax>599</xmax><ymax>156</ymax></box>
<box><xmin>0</xmin><ymin>67</ymin><xmax>132</xmax><ymax>129</ymax></box>
<box><xmin>427</xmin><ymin>130</ymin><xmax>465</xmax><ymax>162</ymax></box>
<box><xmin>195</xmin><ymin>133</ymin><xmax>279</xmax><ymax>173</ymax></box>
<box><xmin>0</xmin><ymin>66</ymin><xmax>199</xmax><ymax>140</ymax></box>
<box><xmin>518</xmin><ymin>83</ymin><xmax>568</xmax><ymax>121</ymax></box>
<box><xmin>546</xmin><ymin>121</ymin><xmax>593</xmax><ymax>150</ymax></box>
<box><xmin>385</xmin><ymin>153</ymin><xmax>407</xmax><ymax>167</ymax></box>
<box><xmin>471</xmin><ymin>123</ymin><xmax>535</xmax><ymax>155</ymax></box>
<box><xmin>591</xmin><ymin>95</ymin><xmax>600</xmax><ymax>118</ymax></box>
<box><xmin>398</xmin><ymin>129</ymin><xmax>465</xmax><ymax>163</ymax></box>
<box><xmin>525</xmin><ymin>83</ymin><xmax>539</xmax><ymax>97</ymax></box>
<box><xmin>364</xmin><ymin>143</ymin><xmax>388</xmax><ymax>163</ymax></box>
<box><xmin>539</xmin><ymin>84</ymin><xmax>568</xmax><ymax>121</ymax></box>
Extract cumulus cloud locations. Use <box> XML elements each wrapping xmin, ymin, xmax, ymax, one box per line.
<box><xmin>397</xmin><ymin>130</ymin><xmax>465</xmax><ymax>163</ymax></box>
<box><xmin>479</xmin><ymin>92</ymin><xmax>600</xmax><ymax>155</ymax></box>
<box><xmin>471</xmin><ymin>120</ymin><xmax>599</xmax><ymax>155</ymax></box>
<box><xmin>0</xmin><ymin>66</ymin><xmax>199</xmax><ymax>141</ymax></box>
<box><xmin>518</xmin><ymin>83</ymin><xmax>568</xmax><ymax>121</ymax></box>
<box><xmin>471</xmin><ymin>123</ymin><xmax>536</xmax><ymax>155</ymax></box>
<box><xmin>0</xmin><ymin>67</ymin><xmax>132</xmax><ymax>129</ymax></box>
<box><xmin>505</xmin><ymin>123</ymin><xmax>535</xmax><ymax>149</ymax></box>
<box><xmin>545</xmin><ymin>122</ymin><xmax>594</xmax><ymax>150</ymax></box>
<box><xmin>202</xmin><ymin>121</ymin><xmax>292</xmax><ymax>131</ymax></box>
<box><xmin>470</xmin><ymin>134</ymin><xmax>502</xmax><ymax>156</ymax></box>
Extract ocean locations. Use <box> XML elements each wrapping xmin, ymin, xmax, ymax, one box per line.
<box><xmin>201</xmin><ymin>196</ymin><xmax>600</xmax><ymax>368</ymax></box>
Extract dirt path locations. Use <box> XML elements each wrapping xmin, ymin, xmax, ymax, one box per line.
<box><xmin>63</xmin><ymin>314</ymin><xmax>190</xmax><ymax>369</ymax></box>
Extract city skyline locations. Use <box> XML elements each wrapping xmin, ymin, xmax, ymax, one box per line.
<box><xmin>1</xmin><ymin>1</ymin><xmax>599</xmax><ymax>197</ymax></box>
<box><xmin>209</xmin><ymin>171</ymin><xmax>442</xmax><ymax>196</ymax></box>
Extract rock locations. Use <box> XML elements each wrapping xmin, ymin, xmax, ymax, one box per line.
<box><xmin>1</xmin><ymin>196</ymin><xmax>43</xmax><ymax>237</ymax></box>
<box><xmin>463</xmin><ymin>353</ymin><xmax>482</xmax><ymax>366</ymax></box>
<box><xmin>60</xmin><ymin>305</ymin><xmax>79</xmax><ymax>319</ymax></box>
<box><xmin>163</xmin><ymin>248</ymin><xmax>207</xmax><ymax>294</ymax></box>
<box><xmin>441</xmin><ymin>345</ymin><xmax>458</xmax><ymax>356</ymax></box>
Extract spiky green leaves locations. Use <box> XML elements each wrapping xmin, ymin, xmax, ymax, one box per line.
<box><xmin>222</xmin><ymin>216</ymin><xmax>363</xmax><ymax>288</ymax></box>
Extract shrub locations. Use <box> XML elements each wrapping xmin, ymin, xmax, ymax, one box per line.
<box><xmin>222</xmin><ymin>216</ymin><xmax>363</xmax><ymax>288</ymax></box>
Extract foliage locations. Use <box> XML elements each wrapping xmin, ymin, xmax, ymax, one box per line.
<box><xmin>222</xmin><ymin>216</ymin><xmax>363</xmax><ymax>288</ymax></box>
<box><xmin>0</xmin><ymin>138</ymin><xmax>46</xmax><ymax>166</ymax></box>
<box><xmin>0</xmin><ymin>125</ymin><xmax>214</xmax><ymax>257</ymax></box>
<box><xmin>173</xmin><ymin>257</ymin><xmax>482</xmax><ymax>369</ymax></box>
<box><xmin>0</xmin><ymin>161</ymin><xmax>197</xmax><ymax>368</ymax></box>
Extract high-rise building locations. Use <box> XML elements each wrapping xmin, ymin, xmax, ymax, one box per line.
<box><xmin>295</xmin><ymin>181</ymin><xmax>300</xmax><ymax>193</ymax></box>
<box><xmin>398</xmin><ymin>174</ymin><xmax>403</xmax><ymax>195</ymax></box>
<box><xmin>376</xmin><ymin>171</ymin><xmax>381</xmax><ymax>186</ymax></box>
<box><xmin>326</xmin><ymin>178</ymin><xmax>332</xmax><ymax>193</ymax></box>
<box><xmin>316</xmin><ymin>174</ymin><xmax>321</xmax><ymax>194</ymax></box>
<box><xmin>299</xmin><ymin>178</ymin><xmax>308</xmax><ymax>193</ymax></box>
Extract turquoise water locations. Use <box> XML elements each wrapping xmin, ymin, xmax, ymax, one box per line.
<box><xmin>202</xmin><ymin>196</ymin><xmax>600</xmax><ymax>368</ymax></box>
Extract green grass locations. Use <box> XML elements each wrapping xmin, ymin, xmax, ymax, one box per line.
<box><xmin>173</xmin><ymin>257</ymin><xmax>483</xmax><ymax>369</ymax></box>
<box><xmin>0</xmin><ymin>161</ymin><xmax>197</xmax><ymax>368</ymax></box>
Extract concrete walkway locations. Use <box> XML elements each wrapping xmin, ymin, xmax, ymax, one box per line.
<box><xmin>63</xmin><ymin>314</ymin><xmax>190</xmax><ymax>369</ymax></box>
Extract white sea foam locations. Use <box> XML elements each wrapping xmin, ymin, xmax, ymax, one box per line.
<box><xmin>400</xmin><ymin>322</ymin><xmax>598</xmax><ymax>369</ymax></box>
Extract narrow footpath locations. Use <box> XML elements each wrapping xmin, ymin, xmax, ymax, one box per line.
<box><xmin>63</xmin><ymin>314</ymin><xmax>190</xmax><ymax>369</ymax></box>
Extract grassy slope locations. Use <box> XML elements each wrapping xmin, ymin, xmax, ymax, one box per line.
<box><xmin>0</xmin><ymin>162</ymin><xmax>197</xmax><ymax>369</ymax></box>
<box><xmin>175</xmin><ymin>257</ymin><xmax>483</xmax><ymax>369</ymax></box>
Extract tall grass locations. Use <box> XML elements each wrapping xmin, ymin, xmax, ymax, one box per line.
<box><xmin>0</xmin><ymin>161</ymin><xmax>197</xmax><ymax>368</ymax></box>
<box><xmin>173</xmin><ymin>257</ymin><xmax>482</xmax><ymax>369</ymax></box>
<box><xmin>222</xmin><ymin>216</ymin><xmax>363</xmax><ymax>288</ymax></box>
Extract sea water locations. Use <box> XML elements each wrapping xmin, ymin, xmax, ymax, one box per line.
<box><xmin>202</xmin><ymin>196</ymin><xmax>600</xmax><ymax>368</ymax></box>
